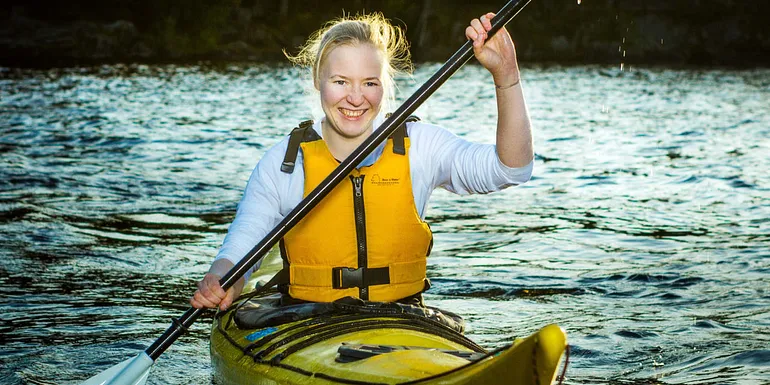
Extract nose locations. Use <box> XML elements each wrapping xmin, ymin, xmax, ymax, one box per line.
<box><xmin>346</xmin><ymin>85</ymin><xmax>364</xmax><ymax>106</ymax></box>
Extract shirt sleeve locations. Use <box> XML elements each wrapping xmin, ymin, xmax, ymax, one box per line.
<box><xmin>409</xmin><ymin>122</ymin><xmax>533</xmax><ymax>195</ymax></box>
<box><xmin>213</xmin><ymin>138</ymin><xmax>291</xmax><ymax>281</ymax></box>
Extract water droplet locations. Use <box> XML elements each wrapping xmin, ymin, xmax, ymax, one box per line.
<box><xmin>620</xmin><ymin>63</ymin><xmax>624</xmax><ymax>71</ymax></box>
<box><xmin>623</xmin><ymin>50</ymin><xmax>626</xmax><ymax>57</ymax></box>
<box><xmin>661</xmin><ymin>38</ymin><xmax>664</xmax><ymax>45</ymax></box>
<box><xmin>577</xmin><ymin>0</ymin><xmax>581</xmax><ymax>4</ymax></box>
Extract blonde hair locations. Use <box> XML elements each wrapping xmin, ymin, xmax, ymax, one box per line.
<box><xmin>285</xmin><ymin>12</ymin><xmax>412</xmax><ymax>111</ymax></box>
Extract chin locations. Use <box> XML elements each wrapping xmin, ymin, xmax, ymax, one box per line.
<box><xmin>339</xmin><ymin>120</ymin><xmax>374</xmax><ymax>137</ymax></box>
<box><xmin>341</xmin><ymin>126</ymin><xmax>370</xmax><ymax>139</ymax></box>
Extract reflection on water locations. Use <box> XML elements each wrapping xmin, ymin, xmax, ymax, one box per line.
<box><xmin>1</xmin><ymin>63</ymin><xmax>769</xmax><ymax>384</ymax></box>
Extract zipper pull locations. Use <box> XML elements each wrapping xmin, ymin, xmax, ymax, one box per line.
<box><xmin>352</xmin><ymin>175</ymin><xmax>364</xmax><ymax>197</ymax></box>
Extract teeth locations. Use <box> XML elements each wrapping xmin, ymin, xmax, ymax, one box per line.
<box><xmin>340</xmin><ymin>109</ymin><xmax>364</xmax><ymax>118</ymax></box>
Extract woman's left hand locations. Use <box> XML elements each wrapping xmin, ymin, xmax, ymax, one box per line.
<box><xmin>465</xmin><ymin>12</ymin><xmax>520</xmax><ymax>86</ymax></box>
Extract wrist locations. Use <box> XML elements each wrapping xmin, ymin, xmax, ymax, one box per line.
<box><xmin>492</xmin><ymin>71</ymin><xmax>520</xmax><ymax>89</ymax></box>
<box><xmin>495</xmin><ymin>78</ymin><xmax>521</xmax><ymax>90</ymax></box>
<box><xmin>209</xmin><ymin>258</ymin><xmax>234</xmax><ymax>278</ymax></box>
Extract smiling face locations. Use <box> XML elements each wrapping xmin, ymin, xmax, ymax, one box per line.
<box><xmin>317</xmin><ymin>43</ymin><xmax>385</xmax><ymax>145</ymax></box>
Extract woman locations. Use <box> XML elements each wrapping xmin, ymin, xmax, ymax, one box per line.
<box><xmin>191</xmin><ymin>11</ymin><xmax>533</xmax><ymax>310</ymax></box>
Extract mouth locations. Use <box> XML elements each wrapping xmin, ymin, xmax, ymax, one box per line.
<box><xmin>339</xmin><ymin>108</ymin><xmax>366</xmax><ymax>119</ymax></box>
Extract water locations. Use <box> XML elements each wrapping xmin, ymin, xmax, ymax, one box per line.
<box><xmin>1</xmin><ymin>63</ymin><xmax>768</xmax><ymax>384</ymax></box>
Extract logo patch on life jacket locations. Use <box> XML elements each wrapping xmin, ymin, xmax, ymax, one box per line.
<box><xmin>371</xmin><ymin>174</ymin><xmax>400</xmax><ymax>186</ymax></box>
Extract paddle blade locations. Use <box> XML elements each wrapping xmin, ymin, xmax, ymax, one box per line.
<box><xmin>80</xmin><ymin>352</ymin><xmax>153</xmax><ymax>385</ymax></box>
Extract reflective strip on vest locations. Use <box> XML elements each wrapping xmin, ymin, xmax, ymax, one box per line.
<box><xmin>282</xmin><ymin>137</ymin><xmax>432</xmax><ymax>302</ymax></box>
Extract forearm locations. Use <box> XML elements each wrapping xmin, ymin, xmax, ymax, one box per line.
<box><xmin>410</xmin><ymin>122</ymin><xmax>532</xmax><ymax>195</ymax></box>
<box><xmin>494</xmin><ymin>72</ymin><xmax>533</xmax><ymax>168</ymax></box>
<box><xmin>211</xmin><ymin>142</ymin><xmax>290</xmax><ymax>282</ymax></box>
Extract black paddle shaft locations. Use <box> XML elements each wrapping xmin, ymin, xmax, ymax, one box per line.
<box><xmin>145</xmin><ymin>0</ymin><xmax>532</xmax><ymax>361</ymax></box>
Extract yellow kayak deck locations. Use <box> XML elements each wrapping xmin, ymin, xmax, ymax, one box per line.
<box><xmin>210</xmin><ymin>296</ymin><xmax>567</xmax><ymax>385</ymax></box>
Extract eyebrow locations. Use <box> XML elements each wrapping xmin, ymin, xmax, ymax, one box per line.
<box><xmin>329</xmin><ymin>74</ymin><xmax>381</xmax><ymax>81</ymax></box>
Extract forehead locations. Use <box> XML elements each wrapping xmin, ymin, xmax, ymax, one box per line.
<box><xmin>320</xmin><ymin>43</ymin><xmax>384</xmax><ymax>77</ymax></box>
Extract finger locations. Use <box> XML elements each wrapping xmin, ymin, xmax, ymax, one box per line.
<box><xmin>197</xmin><ymin>290</ymin><xmax>219</xmax><ymax>308</ymax></box>
<box><xmin>480</xmin><ymin>14</ymin><xmax>493</xmax><ymax>31</ymax></box>
<box><xmin>465</xmin><ymin>25</ymin><xmax>479</xmax><ymax>41</ymax></box>
<box><xmin>196</xmin><ymin>279</ymin><xmax>215</xmax><ymax>300</ymax></box>
<box><xmin>190</xmin><ymin>296</ymin><xmax>215</xmax><ymax>309</ymax></box>
<box><xmin>485</xmin><ymin>13</ymin><xmax>496</xmax><ymax>24</ymax></box>
<box><xmin>196</xmin><ymin>279</ymin><xmax>225</xmax><ymax>306</ymax></box>
<box><xmin>192</xmin><ymin>290</ymin><xmax>219</xmax><ymax>309</ymax></box>
<box><xmin>219</xmin><ymin>290</ymin><xmax>235</xmax><ymax>311</ymax></box>
<box><xmin>208</xmin><ymin>280</ymin><xmax>227</xmax><ymax>299</ymax></box>
<box><xmin>470</xmin><ymin>18</ymin><xmax>485</xmax><ymax>36</ymax></box>
<box><xmin>466</xmin><ymin>27</ymin><xmax>484</xmax><ymax>50</ymax></box>
<box><xmin>470</xmin><ymin>19</ymin><xmax>486</xmax><ymax>47</ymax></box>
<box><xmin>202</xmin><ymin>274</ymin><xmax>227</xmax><ymax>299</ymax></box>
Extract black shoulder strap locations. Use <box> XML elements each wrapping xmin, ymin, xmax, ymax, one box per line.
<box><xmin>282</xmin><ymin>116</ymin><xmax>419</xmax><ymax>172</ymax></box>
<box><xmin>281</xmin><ymin>120</ymin><xmax>319</xmax><ymax>174</ymax></box>
<box><xmin>391</xmin><ymin>115</ymin><xmax>420</xmax><ymax>156</ymax></box>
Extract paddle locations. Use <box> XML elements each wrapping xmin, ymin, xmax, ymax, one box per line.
<box><xmin>80</xmin><ymin>0</ymin><xmax>532</xmax><ymax>383</ymax></box>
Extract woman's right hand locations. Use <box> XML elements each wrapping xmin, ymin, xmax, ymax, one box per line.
<box><xmin>190</xmin><ymin>273</ymin><xmax>239</xmax><ymax>310</ymax></box>
<box><xmin>465</xmin><ymin>13</ymin><xmax>519</xmax><ymax>87</ymax></box>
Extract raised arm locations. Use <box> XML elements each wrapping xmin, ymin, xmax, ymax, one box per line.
<box><xmin>466</xmin><ymin>12</ymin><xmax>533</xmax><ymax>168</ymax></box>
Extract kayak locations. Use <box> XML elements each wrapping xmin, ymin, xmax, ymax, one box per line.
<box><xmin>210</xmin><ymin>292</ymin><xmax>568</xmax><ymax>384</ymax></box>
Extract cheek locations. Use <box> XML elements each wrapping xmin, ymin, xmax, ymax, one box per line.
<box><xmin>365</xmin><ymin>88</ymin><xmax>384</xmax><ymax>107</ymax></box>
<box><xmin>319</xmin><ymin>86</ymin><xmax>340</xmax><ymax>107</ymax></box>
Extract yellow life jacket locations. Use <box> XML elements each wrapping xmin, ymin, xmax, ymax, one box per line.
<box><xmin>279</xmin><ymin>118</ymin><xmax>433</xmax><ymax>302</ymax></box>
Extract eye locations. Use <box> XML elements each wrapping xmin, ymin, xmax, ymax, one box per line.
<box><xmin>365</xmin><ymin>81</ymin><xmax>379</xmax><ymax>87</ymax></box>
<box><xmin>333</xmin><ymin>80</ymin><xmax>346</xmax><ymax>85</ymax></box>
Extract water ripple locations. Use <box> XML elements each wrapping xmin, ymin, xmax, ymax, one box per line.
<box><xmin>1</xmin><ymin>64</ymin><xmax>769</xmax><ymax>384</ymax></box>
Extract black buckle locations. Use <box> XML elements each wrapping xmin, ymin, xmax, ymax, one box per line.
<box><xmin>332</xmin><ymin>267</ymin><xmax>363</xmax><ymax>289</ymax></box>
<box><xmin>280</xmin><ymin>161</ymin><xmax>295</xmax><ymax>173</ymax></box>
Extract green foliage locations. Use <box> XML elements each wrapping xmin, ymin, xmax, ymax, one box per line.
<box><xmin>146</xmin><ymin>0</ymin><xmax>242</xmax><ymax>55</ymax></box>
<box><xmin>5</xmin><ymin>0</ymin><xmax>769</xmax><ymax>64</ymax></box>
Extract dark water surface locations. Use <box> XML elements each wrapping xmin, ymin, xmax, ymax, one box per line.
<box><xmin>1</xmin><ymin>63</ymin><xmax>768</xmax><ymax>384</ymax></box>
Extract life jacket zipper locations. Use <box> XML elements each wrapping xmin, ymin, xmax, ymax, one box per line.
<box><xmin>350</xmin><ymin>175</ymin><xmax>368</xmax><ymax>300</ymax></box>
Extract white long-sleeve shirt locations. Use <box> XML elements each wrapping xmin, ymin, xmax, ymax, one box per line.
<box><xmin>215</xmin><ymin>118</ymin><xmax>533</xmax><ymax>278</ymax></box>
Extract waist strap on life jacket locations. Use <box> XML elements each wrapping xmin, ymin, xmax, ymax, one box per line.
<box><xmin>288</xmin><ymin>259</ymin><xmax>426</xmax><ymax>289</ymax></box>
<box><xmin>332</xmin><ymin>266</ymin><xmax>390</xmax><ymax>289</ymax></box>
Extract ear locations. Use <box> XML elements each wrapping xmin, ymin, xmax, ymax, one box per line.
<box><xmin>313</xmin><ymin>76</ymin><xmax>320</xmax><ymax>90</ymax></box>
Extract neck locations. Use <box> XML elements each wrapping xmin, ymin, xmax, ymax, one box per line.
<box><xmin>321</xmin><ymin>119</ymin><xmax>372</xmax><ymax>161</ymax></box>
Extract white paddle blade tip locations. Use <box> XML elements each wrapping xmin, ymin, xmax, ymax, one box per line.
<box><xmin>80</xmin><ymin>352</ymin><xmax>153</xmax><ymax>385</ymax></box>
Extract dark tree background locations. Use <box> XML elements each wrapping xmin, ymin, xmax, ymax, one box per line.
<box><xmin>2</xmin><ymin>0</ymin><xmax>768</xmax><ymax>67</ymax></box>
